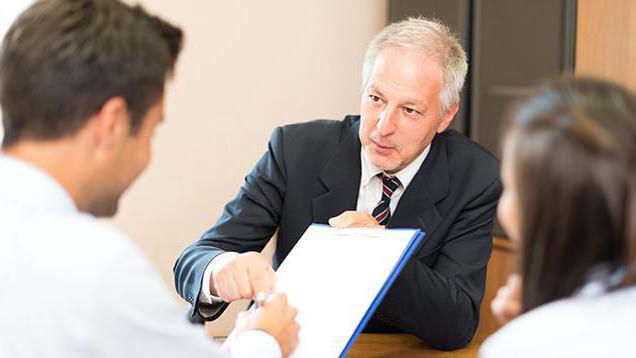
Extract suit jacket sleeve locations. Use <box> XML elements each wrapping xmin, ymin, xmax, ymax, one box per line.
<box><xmin>377</xmin><ymin>177</ymin><xmax>501</xmax><ymax>350</ymax></box>
<box><xmin>173</xmin><ymin>127</ymin><xmax>287</xmax><ymax>320</ymax></box>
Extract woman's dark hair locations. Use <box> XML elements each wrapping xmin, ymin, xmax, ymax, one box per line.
<box><xmin>0</xmin><ymin>0</ymin><xmax>183</xmax><ymax>147</ymax></box>
<box><xmin>506</xmin><ymin>77</ymin><xmax>636</xmax><ymax>312</ymax></box>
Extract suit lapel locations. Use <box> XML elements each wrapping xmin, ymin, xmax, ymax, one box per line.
<box><xmin>311</xmin><ymin>123</ymin><xmax>451</xmax><ymax>236</ymax></box>
<box><xmin>388</xmin><ymin>134</ymin><xmax>449</xmax><ymax>236</ymax></box>
<box><xmin>312</xmin><ymin>121</ymin><xmax>362</xmax><ymax>224</ymax></box>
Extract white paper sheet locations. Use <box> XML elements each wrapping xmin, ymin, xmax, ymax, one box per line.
<box><xmin>275</xmin><ymin>224</ymin><xmax>422</xmax><ymax>357</ymax></box>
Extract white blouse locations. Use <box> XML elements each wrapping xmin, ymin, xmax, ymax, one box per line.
<box><xmin>480</xmin><ymin>277</ymin><xmax>636</xmax><ymax>358</ymax></box>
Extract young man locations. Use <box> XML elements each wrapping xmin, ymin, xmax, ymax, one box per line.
<box><xmin>0</xmin><ymin>0</ymin><xmax>298</xmax><ymax>357</ymax></box>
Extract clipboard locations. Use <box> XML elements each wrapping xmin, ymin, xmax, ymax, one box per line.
<box><xmin>340</xmin><ymin>227</ymin><xmax>425</xmax><ymax>356</ymax></box>
<box><xmin>274</xmin><ymin>224</ymin><xmax>425</xmax><ymax>357</ymax></box>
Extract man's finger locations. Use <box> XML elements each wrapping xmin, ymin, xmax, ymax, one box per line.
<box><xmin>328</xmin><ymin>214</ymin><xmax>347</xmax><ymax>227</ymax></box>
<box><xmin>236</xmin><ymin>265</ymin><xmax>253</xmax><ymax>299</ymax></box>
<box><xmin>249</xmin><ymin>266</ymin><xmax>276</xmax><ymax>300</ymax></box>
<box><xmin>356</xmin><ymin>217</ymin><xmax>380</xmax><ymax>227</ymax></box>
<box><xmin>329</xmin><ymin>211</ymin><xmax>381</xmax><ymax>228</ymax></box>
<box><xmin>219</xmin><ymin>273</ymin><xmax>241</xmax><ymax>301</ymax></box>
<box><xmin>266</xmin><ymin>292</ymin><xmax>288</xmax><ymax>309</ymax></box>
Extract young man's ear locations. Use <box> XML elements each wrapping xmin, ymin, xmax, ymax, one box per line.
<box><xmin>91</xmin><ymin>97</ymin><xmax>130</xmax><ymax>148</ymax></box>
<box><xmin>436</xmin><ymin>101</ymin><xmax>459</xmax><ymax>133</ymax></box>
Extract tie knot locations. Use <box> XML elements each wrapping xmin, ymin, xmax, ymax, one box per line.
<box><xmin>378</xmin><ymin>173</ymin><xmax>401</xmax><ymax>193</ymax></box>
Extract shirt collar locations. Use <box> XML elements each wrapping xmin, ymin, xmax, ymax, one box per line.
<box><xmin>360</xmin><ymin>144</ymin><xmax>431</xmax><ymax>189</ymax></box>
<box><xmin>0</xmin><ymin>154</ymin><xmax>77</xmax><ymax>214</ymax></box>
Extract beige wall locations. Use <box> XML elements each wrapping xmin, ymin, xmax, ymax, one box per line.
<box><xmin>111</xmin><ymin>0</ymin><xmax>387</xmax><ymax>334</ymax></box>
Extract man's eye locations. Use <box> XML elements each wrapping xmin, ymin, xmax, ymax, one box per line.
<box><xmin>369</xmin><ymin>95</ymin><xmax>381</xmax><ymax>102</ymax></box>
<box><xmin>404</xmin><ymin>107</ymin><xmax>416</xmax><ymax>114</ymax></box>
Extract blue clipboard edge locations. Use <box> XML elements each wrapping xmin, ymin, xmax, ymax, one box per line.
<box><xmin>338</xmin><ymin>228</ymin><xmax>426</xmax><ymax>357</ymax></box>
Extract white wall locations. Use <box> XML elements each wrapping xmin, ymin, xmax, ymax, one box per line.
<box><xmin>113</xmin><ymin>1</ymin><xmax>388</xmax><ymax>335</ymax></box>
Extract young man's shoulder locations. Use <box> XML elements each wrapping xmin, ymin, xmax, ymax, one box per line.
<box><xmin>29</xmin><ymin>212</ymin><xmax>147</xmax><ymax>276</ymax></box>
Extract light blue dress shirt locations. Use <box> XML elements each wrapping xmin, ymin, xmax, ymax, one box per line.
<box><xmin>0</xmin><ymin>155</ymin><xmax>280</xmax><ymax>358</ymax></box>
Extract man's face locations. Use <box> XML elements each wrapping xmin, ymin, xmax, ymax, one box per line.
<box><xmin>89</xmin><ymin>99</ymin><xmax>164</xmax><ymax>217</ymax></box>
<box><xmin>359</xmin><ymin>46</ymin><xmax>456</xmax><ymax>173</ymax></box>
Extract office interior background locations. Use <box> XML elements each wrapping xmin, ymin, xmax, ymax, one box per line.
<box><xmin>1</xmin><ymin>0</ymin><xmax>635</xmax><ymax>337</ymax></box>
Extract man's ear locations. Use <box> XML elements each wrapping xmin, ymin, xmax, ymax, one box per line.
<box><xmin>436</xmin><ymin>101</ymin><xmax>459</xmax><ymax>133</ymax></box>
<box><xmin>91</xmin><ymin>97</ymin><xmax>130</xmax><ymax>149</ymax></box>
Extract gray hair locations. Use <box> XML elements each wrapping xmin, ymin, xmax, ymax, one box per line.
<box><xmin>362</xmin><ymin>17</ymin><xmax>468</xmax><ymax>114</ymax></box>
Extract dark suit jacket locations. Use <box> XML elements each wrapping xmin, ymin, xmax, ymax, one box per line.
<box><xmin>174</xmin><ymin>116</ymin><xmax>501</xmax><ymax>349</ymax></box>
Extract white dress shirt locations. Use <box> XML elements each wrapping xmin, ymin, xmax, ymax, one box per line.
<box><xmin>199</xmin><ymin>144</ymin><xmax>430</xmax><ymax>304</ymax></box>
<box><xmin>0</xmin><ymin>155</ymin><xmax>280</xmax><ymax>358</ymax></box>
<box><xmin>479</xmin><ymin>278</ymin><xmax>636</xmax><ymax>358</ymax></box>
<box><xmin>355</xmin><ymin>145</ymin><xmax>430</xmax><ymax>215</ymax></box>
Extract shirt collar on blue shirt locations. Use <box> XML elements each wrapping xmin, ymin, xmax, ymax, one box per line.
<box><xmin>0</xmin><ymin>154</ymin><xmax>77</xmax><ymax>214</ymax></box>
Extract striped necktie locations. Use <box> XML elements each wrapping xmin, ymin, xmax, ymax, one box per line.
<box><xmin>371</xmin><ymin>174</ymin><xmax>401</xmax><ymax>225</ymax></box>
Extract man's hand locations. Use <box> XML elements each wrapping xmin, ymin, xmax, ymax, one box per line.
<box><xmin>328</xmin><ymin>210</ymin><xmax>381</xmax><ymax>228</ymax></box>
<box><xmin>491</xmin><ymin>273</ymin><xmax>522</xmax><ymax>325</ymax></box>
<box><xmin>211</xmin><ymin>251</ymin><xmax>276</xmax><ymax>302</ymax></box>
<box><xmin>235</xmin><ymin>293</ymin><xmax>300</xmax><ymax>357</ymax></box>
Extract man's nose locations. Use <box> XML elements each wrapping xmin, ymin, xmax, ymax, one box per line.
<box><xmin>376</xmin><ymin>105</ymin><xmax>397</xmax><ymax>135</ymax></box>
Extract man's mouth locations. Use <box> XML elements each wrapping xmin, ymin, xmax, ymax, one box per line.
<box><xmin>371</xmin><ymin>139</ymin><xmax>396</xmax><ymax>153</ymax></box>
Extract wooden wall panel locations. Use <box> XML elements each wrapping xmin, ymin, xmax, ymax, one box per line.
<box><xmin>476</xmin><ymin>237</ymin><xmax>518</xmax><ymax>338</ymax></box>
<box><xmin>576</xmin><ymin>0</ymin><xmax>636</xmax><ymax>90</ymax></box>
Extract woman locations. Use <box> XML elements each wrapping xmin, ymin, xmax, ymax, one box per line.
<box><xmin>480</xmin><ymin>77</ymin><xmax>636</xmax><ymax>357</ymax></box>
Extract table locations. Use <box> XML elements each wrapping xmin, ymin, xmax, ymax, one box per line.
<box><xmin>347</xmin><ymin>332</ymin><xmax>486</xmax><ymax>357</ymax></box>
<box><xmin>215</xmin><ymin>330</ymin><xmax>487</xmax><ymax>357</ymax></box>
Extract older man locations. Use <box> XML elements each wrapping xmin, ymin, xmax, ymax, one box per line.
<box><xmin>174</xmin><ymin>17</ymin><xmax>500</xmax><ymax>350</ymax></box>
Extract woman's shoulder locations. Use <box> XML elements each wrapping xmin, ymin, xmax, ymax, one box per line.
<box><xmin>479</xmin><ymin>286</ymin><xmax>636</xmax><ymax>358</ymax></box>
